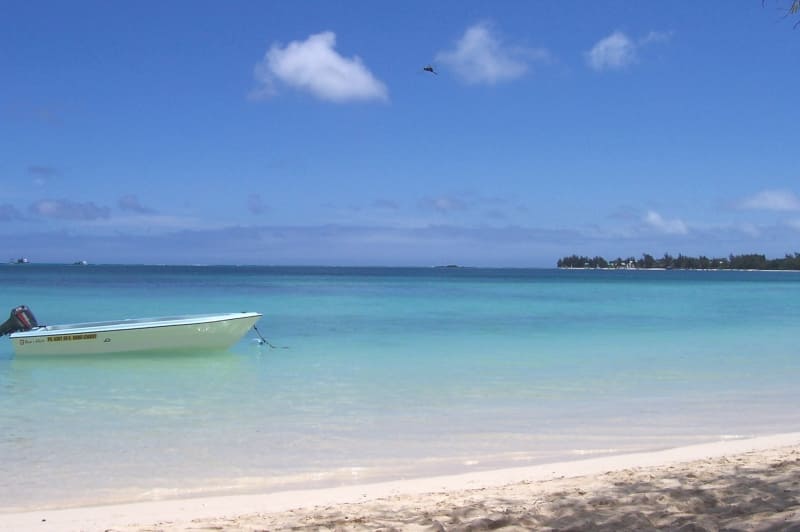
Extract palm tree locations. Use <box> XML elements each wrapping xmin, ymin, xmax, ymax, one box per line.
<box><xmin>765</xmin><ymin>0</ymin><xmax>800</xmax><ymax>27</ymax></box>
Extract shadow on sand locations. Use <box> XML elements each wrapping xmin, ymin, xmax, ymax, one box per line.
<box><xmin>214</xmin><ymin>449</ymin><xmax>800</xmax><ymax>531</ymax></box>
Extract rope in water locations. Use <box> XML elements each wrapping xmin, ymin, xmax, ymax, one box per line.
<box><xmin>253</xmin><ymin>325</ymin><xmax>289</xmax><ymax>349</ymax></box>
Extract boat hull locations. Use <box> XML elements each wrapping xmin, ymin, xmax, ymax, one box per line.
<box><xmin>9</xmin><ymin>312</ymin><xmax>261</xmax><ymax>356</ymax></box>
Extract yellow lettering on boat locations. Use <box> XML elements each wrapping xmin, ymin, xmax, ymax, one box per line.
<box><xmin>46</xmin><ymin>334</ymin><xmax>97</xmax><ymax>342</ymax></box>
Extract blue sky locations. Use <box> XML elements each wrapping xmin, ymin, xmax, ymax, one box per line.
<box><xmin>2</xmin><ymin>1</ymin><xmax>799</xmax><ymax>266</ymax></box>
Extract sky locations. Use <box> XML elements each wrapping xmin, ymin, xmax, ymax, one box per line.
<box><xmin>2</xmin><ymin>1</ymin><xmax>799</xmax><ymax>266</ymax></box>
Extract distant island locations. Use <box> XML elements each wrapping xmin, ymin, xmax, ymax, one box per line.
<box><xmin>557</xmin><ymin>253</ymin><xmax>800</xmax><ymax>271</ymax></box>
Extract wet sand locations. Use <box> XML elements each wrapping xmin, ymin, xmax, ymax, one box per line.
<box><xmin>3</xmin><ymin>433</ymin><xmax>800</xmax><ymax>531</ymax></box>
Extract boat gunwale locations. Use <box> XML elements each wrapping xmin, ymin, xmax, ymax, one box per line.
<box><xmin>9</xmin><ymin>312</ymin><xmax>262</xmax><ymax>338</ymax></box>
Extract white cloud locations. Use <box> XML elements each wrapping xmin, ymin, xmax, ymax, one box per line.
<box><xmin>435</xmin><ymin>22</ymin><xmax>548</xmax><ymax>85</ymax></box>
<box><xmin>81</xmin><ymin>213</ymin><xmax>220</xmax><ymax>233</ymax></box>
<box><xmin>586</xmin><ymin>31</ymin><xmax>637</xmax><ymax>71</ymax></box>
<box><xmin>739</xmin><ymin>223</ymin><xmax>762</xmax><ymax>237</ymax></box>
<box><xmin>118</xmin><ymin>194</ymin><xmax>156</xmax><ymax>214</ymax></box>
<box><xmin>251</xmin><ymin>31</ymin><xmax>388</xmax><ymax>103</ymax></box>
<box><xmin>29</xmin><ymin>199</ymin><xmax>110</xmax><ymax>221</ymax></box>
<box><xmin>640</xmin><ymin>30</ymin><xmax>673</xmax><ymax>45</ymax></box>
<box><xmin>586</xmin><ymin>30</ymin><xmax>671</xmax><ymax>72</ymax></box>
<box><xmin>644</xmin><ymin>210</ymin><xmax>689</xmax><ymax>235</ymax></box>
<box><xmin>739</xmin><ymin>189</ymin><xmax>800</xmax><ymax>211</ymax></box>
<box><xmin>421</xmin><ymin>196</ymin><xmax>468</xmax><ymax>213</ymax></box>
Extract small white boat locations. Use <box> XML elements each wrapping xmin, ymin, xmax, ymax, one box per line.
<box><xmin>1</xmin><ymin>306</ymin><xmax>262</xmax><ymax>355</ymax></box>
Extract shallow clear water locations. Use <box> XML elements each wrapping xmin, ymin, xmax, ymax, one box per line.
<box><xmin>1</xmin><ymin>265</ymin><xmax>799</xmax><ymax>510</ymax></box>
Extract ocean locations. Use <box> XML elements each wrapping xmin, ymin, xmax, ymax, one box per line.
<box><xmin>1</xmin><ymin>265</ymin><xmax>799</xmax><ymax>511</ymax></box>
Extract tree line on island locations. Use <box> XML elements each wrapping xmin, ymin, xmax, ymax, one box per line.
<box><xmin>557</xmin><ymin>253</ymin><xmax>800</xmax><ymax>270</ymax></box>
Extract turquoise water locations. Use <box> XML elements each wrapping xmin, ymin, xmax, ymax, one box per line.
<box><xmin>2</xmin><ymin>265</ymin><xmax>800</xmax><ymax>510</ymax></box>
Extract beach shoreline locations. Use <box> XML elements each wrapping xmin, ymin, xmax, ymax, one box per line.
<box><xmin>3</xmin><ymin>432</ymin><xmax>800</xmax><ymax>531</ymax></box>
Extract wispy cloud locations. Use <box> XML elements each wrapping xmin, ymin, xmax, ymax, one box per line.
<box><xmin>415</xmin><ymin>193</ymin><xmax>533</xmax><ymax>226</ymax></box>
<box><xmin>739</xmin><ymin>189</ymin><xmax>800</xmax><ymax>211</ymax></box>
<box><xmin>28</xmin><ymin>165</ymin><xmax>58</xmax><ymax>186</ymax></box>
<box><xmin>372</xmin><ymin>199</ymin><xmax>399</xmax><ymax>211</ymax></box>
<box><xmin>247</xmin><ymin>193</ymin><xmax>267</xmax><ymax>215</ymax></box>
<box><xmin>586</xmin><ymin>32</ymin><xmax>636</xmax><ymax>71</ymax></box>
<box><xmin>29</xmin><ymin>199</ymin><xmax>110</xmax><ymax>221</ymax></box>
<box><xmin>0</xmin><ymin>204</ymin><xmax>24</xmax><ymax>222</ymax></box>
<box><xmin>322</xmin><ymin>193</ymin><xmax>529</xmax><ymax>229</ymax></box>
<box><xmin>0</xmin><ymin>222</ymin><xmax>585</xmax><ymax>266</ymax></box>
<box><xmin>640</xmin><ymin>30</ymin><xmax>673</xmax><ymax>45</ymax></box>
<box><xmin>435</xmin><ymin>22</ymin><xmax>549</xmax><ymax>85</ymax></box>
<box><xmin>88</xmin><ymin>213</ymin><xmax>216</xmax><ymax>233</ymax></box>
<box><xmin>251</xmin><ymin>31</ymin><xmax>388</xmax><ymax>103</ymax></box>
<box><xmin>118</xmin><ymin>194</ymin><xmax>156</xmax><ymax>214</ymax></box>
<box><xmin>27</xmin><ymin>165</ymin><xmax>58</xmax><ymax>177</ymax></box>
<box><xmin>644</xmin><ymin>210</ymin><xmax>689</xmax><ymax>235</ymax></box>
<box><xmin>3</xmin><ymin>103</ymin><xmax>62</xmax><ymax>126</ymax></box>
<box><xmin>6</xmin><ymin>216</ymin><xmax>800</xmax><ymax>266</ymax></box>
<box><xmin>420</xmin><ymin>196</ymin><xmax>469</xmax><ymax>214</ymax></box>
<box><xmin>739</xmin><ymin>223</ymin><xmax>761</xmax><ymax>237</ymax></box>
<box><xmin>586</xmin><ymin>30</ymin><xmax>672</xmax><ymax>71</ymax></box>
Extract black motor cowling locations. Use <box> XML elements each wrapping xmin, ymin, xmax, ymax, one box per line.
<box><xmin>0</xmin><ymin>305</ymin><xmax>38</xmax><ymax>336</ymax></box>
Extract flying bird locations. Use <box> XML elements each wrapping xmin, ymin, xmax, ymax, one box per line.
<box><xmin>423</xmin><ymin>64</ymin><xmax>438</xmax><ymax>75</ymax></box>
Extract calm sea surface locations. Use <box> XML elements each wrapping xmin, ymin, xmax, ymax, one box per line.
<box><xmin>1</xmin><ymin>265</ymin><xmax>799</xmax><ymax>510</ymax></box>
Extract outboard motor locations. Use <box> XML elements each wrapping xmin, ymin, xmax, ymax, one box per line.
<box><xmin>0</xmin><ymin>305</ymin><xmax>38</xmax><ymax>336</ymax></box>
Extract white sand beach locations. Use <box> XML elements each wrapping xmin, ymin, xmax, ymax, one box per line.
<box><xmin>3</xmin><ymin>433</ymin><xmax>800</xmax><ymax>531</ymax></box>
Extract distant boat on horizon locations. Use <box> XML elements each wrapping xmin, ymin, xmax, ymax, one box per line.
<box><xmin>9</xmin><ymin>258</ymin><xmax>29</xmax><ymax>264</ymax></box>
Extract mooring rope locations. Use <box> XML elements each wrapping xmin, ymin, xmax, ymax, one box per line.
<box><xmin>253</xmin><ymin>325</ymin><xmax>289</xmax><ymax>349</ymax></box>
